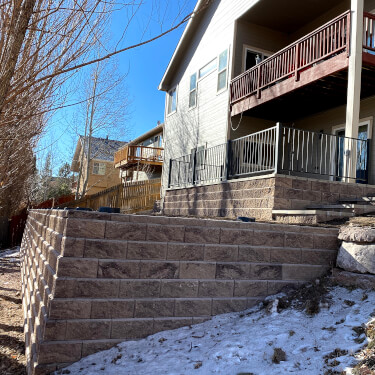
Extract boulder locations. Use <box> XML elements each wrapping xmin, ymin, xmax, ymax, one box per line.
<box><xmin>338</xmin><ymin>226</ymin><xmax>375</xmax><ymax>243</ymax></box>
<box><xmin>336</xmin><ymin>241</ymin><xmax>375</xmax><ymax>274</ymax></box>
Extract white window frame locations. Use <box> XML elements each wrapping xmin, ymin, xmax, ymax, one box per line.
<box><xmin>217</xmin><ymin>48</ymin><xmax>229</xmax><ymax>93</ymax></box>
<box><xmin>166</xmin><ymin>86</ymin><xmax>178</xmax><ymax>116</ymax></box>
<box><xmin>189</xmin><ymin>73</ymin><xmax>197</xmax><ymax>109</ymax></box>
<box><xmin>242</xmin><ymin>45</ymin><xmax>273</xmax><ymax>72</ymax></box>
<box><xmin>199</xmin><ymin>58</ymin><xmax>217</xmax><ymax>80</ymax></box>
<box><xmin>92</xmin><ymin>161</ymin><xmax>106</xmax><ymax>175</ymax></box>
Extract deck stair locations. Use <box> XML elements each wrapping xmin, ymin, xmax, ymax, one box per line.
<box><xmin>272</xmin><ymin>195</ymin><xmax>375</xmax><ymax>225</ymax></box>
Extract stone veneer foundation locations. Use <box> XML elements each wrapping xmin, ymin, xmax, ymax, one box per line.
<box><xmin>163</xmin><ymin>174</ymin><xmax>375</xmax><ymax>220</ymax></box>
<box><xmin>21</xmin><ymin>209</ymin><xmax>339</xmax><ymax>374</ymax></box>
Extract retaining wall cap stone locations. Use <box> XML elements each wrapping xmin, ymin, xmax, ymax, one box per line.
<box><xmin>338</xmin><ymin>226</ymin><xmax>375</xmax><ymax>243</ymax></box>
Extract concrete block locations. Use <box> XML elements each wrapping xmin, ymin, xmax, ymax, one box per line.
<box><xmin>98</xmin><ymin>260</ymin><xmax>140</xmax><ymax>279</ymax></box>
<box><xmin>252</xmin><ymin>231</ymin><xmax>284</xmax><ymax>247</ymax></box>
<box><xmin>301</xmin><ymin>249</ymin><xmax>337</xmax><ymax>266</ymax></box>
<box><xmin>175</xmin><ymin>299</ymin><xmax>212</xmax><ymax>317</ymax></box>
<box><xmin>211</xmin><ymin>298</ymin><xmax>247</xmax><ymax>315</ymax></box>
<box><xmin>38</xmin><ymin>342</ymin><xmax>82</xmax><ymax>364</ymax></box>
<box><xmin>179</xmin><ymin>262</ymin><xmax>216</xmax><ymax>279</ymax></box>
<box><xmin>61</xmin><ymin>237</ymin><xmax>85</xmax><ymax>258</ymax></box>
<box><xmin>153</xmin><ymin>318</ymin><xmax>193</xmax><ymax>332</ymax></box>
<box><xmin>84</xmin><ymin>239</ymin><xmax>127</xmax><ymax>259</ymax></box>
<box><xmin>105</xmin><ymin>222</ymin><xmax>146</xmax><ymax>241</ymax></box>
<box><xmin>314</xmin><ymin>235</ymin><xmax>339</xmax><ymax>250</ymax></box>
<box><xmin>282</xmin><ymin>264</ymin><xmax>330</xmax><ymax>280</ymax></box>
<box><xmin>250</xmin><ymin>264</ymin><xmax>282</xmax><ymax>280</ymax></box>
<box><xmin>91</xmin><ymin>300</ymin><xmax>135</xmax><ymax>319</ymax></box>
<box><xmin>64</xmin><ymin>218</ymin><xmax>105</xmax><ymax>239</ymax></box>
<box><xmin>167</xmin><ymin>243</ymin><xmax>204</xmax><ymax>261</ymax></box>
<box><xmin>54</xmin><ymin>279</ymin><xmax>120</xmax><ymax>298</ymax></box>
<box><xmin>48</xmin><ymin>300</ymin><xmax>91</xmax><ymax>320</ymax></box>
<box><xmin>43</xmin><ymin>320</ymin><xmax>67</xmax><ymax>341</ymax></box>
<box><xmin>81</xmin><ymin>340</ymin><xmax>123</xmax><ymax>357</ymax></box>
<box><xmin>119</xmin><ymin>280</ymin><xmax>161</xmax><ymax>298</ymax></box>
<box><xmin>283</xmin><ymin>188</ymin><xmax>303</xmax><ymax>200</ymax></box>
<box><xmin>204</xmin><ymin>244</ymin><xmax>238</xmax><ymax>262</ymax></box>
<box><xmin>285</xmin><ymin>233</ymin><xmax>314</xmax><ymax>249</ymax></box>
<box><xmin>111</xmin><ymin>319</ymin><xmax>154</xmax><ymax>339</ymax></box>
<box><xmin>147</xmin><ymin>224</ymin><xmax>185</xmax><ymax>242</ymax></box>
<box><xmin>215</xmin><ymin>263</ymin><xmax>250</xmax><ymax>280</ymax></box>
<box><xmin>238</xmin><ymin>246</ymin><xmax>270</xmax><ymax>262</ymax></box>
<box><xmin>57</xmin><ymin>257</ymin><xmax>98</xmax><ymax>278</ymax></box>
<box><xmin>185</xmin><ymin>226</ymin><xmax>220</xmax><ymax>244</ymax></box>
<box><xmin>134</xmin><ymin>299</ymin><xmax>175</xmax><ymax>318</ymax></box>
<box><xmin>127</xmin><ymin>241</ymin><xmax>167</xmax><ymax>260</ymax></box>
<box><xmin>130</xmin><ymin>215</ymin><xmax>170</xmax><ymax>225</ymax></box>
<box><xmin>220</xmin><ymin>229</ymin><xmax>253</xmax><ymax>245</ymax></box>
<box><xmin>66</xmin><ymin>320</ymin><xmax>111</xmax><ymax>340</ymax></box>
<box><xmin>234</xmin><ymin>280</ymin><xmax>268</xmax><ymax>297</ymax></box>
<box><xmin>139</xmin><ymin>261</ymin><xmax>179</xmax><ymax>279</ymax></box>
<box><xmin>198</xmin><ymin>280</ymin><xmax>234</xmax><ymax>297</ymax></box>
<box><xmin>270</xmin><ymin>248</ymin><xmax>301</xmax><ymax>264</ymax></box>
<box><xmin>160</xmin><ymin>280</ymin><xmax>198</xmax><ymax>298</ymax></box>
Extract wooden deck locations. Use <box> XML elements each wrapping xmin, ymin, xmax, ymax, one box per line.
<box><xmin>230</xmin><ymin>11</ymin><xmax>375</xmax><ymax>119</ymax></box>
<box><xmin>114</xmin><ymin>145</ymin><xmax>164</xmax><ymax>169</ymax></box>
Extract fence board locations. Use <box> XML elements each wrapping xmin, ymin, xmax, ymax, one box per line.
<box><xmin>59</xmin><ymin>179</ymin><xmax>161</xmax><ymax>213</ymax></box>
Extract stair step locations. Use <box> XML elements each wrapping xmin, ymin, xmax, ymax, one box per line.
<box><xmin>338</xmin><ymin>196</ymin><xmax>375</xmax><ymax>203</ymax></box>
<box><xmin>272</xmin><ymin>209</ymin><xmax>355</xmax><ymax>217</ymax></box>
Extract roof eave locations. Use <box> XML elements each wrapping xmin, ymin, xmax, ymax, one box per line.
<box><xmin>158</xmin><ymin>0</ymin><xmax>208</xmax><ymax>92</ymax></box>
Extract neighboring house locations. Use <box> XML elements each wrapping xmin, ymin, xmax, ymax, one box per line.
<box><xmin>114</xmin><ymin>123</ymin><xmax>164</xmax><ymax>182</ymax></box>
<box><xmin>71</xmin><ymin>136</ymin><xmax>127</xmax><ymax>196</ymax></box>
<box><xmin>158</xmin><ymin>0</ymin><xmax>375</xmax><ymax>221</ymax></box>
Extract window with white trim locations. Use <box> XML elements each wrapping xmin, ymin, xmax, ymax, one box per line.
<box><xmin>217</xmin><ymin>49</ymin><xmax>228</xmax><ymax>92</ymax></box>
<box><xmin>92</xmin><ymin>162</ymin><xmax>106</xmax><ymax>175</ymax></box>
<box><xmin>199</xmin><ymin>58</ymin><xmax>216</xmax><ymax>79</ymax></box>
<box><xmin>189</xmin><ymin>73</ymin><xmax>197</xmax><ymax>108</ymax></box>
<box><xmin>244</xmin><ymin>49</ymin><xmax>269</xmax><ymax>71</ymax></box>
<box><xmin>167</xmin><ymin>87</ymin><xmax>177</xmax><ymax>115</ymax></box>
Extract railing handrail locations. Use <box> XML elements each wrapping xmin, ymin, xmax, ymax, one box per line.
<box><xmin>231</xmin><ymin>125</ymin><xmax>278</xmax><ymax>142</ymax></box>
<box><xmin>128</xmin><ymin>145</ymin><xmax>164</xmax><ymax>151</ymax></box>
<box><xmin>231</xmin><ymin>10</ymin><xmax>350</xmax><ymax>83</ymax></box>
<box><xmin>281</xmin><ymin>125</ymin><xmax>367</xmax><ymax>143</ymax></box>
<box><xmin>364</xmin><ymin>11</ymin><xmax>375</xmax><ymax>20</ymax></box>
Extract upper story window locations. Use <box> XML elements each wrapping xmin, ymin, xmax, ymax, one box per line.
<box><xmin>92</xmin><ymin>162</ymin><xmax>106</xmax><ymax>175</ymax></box>
<box><xmin>217</xmin><ymin>49</ymin><xmax>228</xmax><ymax>92</ymax></box>
<box><xmin>189</xmin><ymin>73</ymin><xmax>197</xmax><ymax>108</ymax></box>
<box><xmin>167</xmin><ymin>87</ymin><xmax>177</xmax><ymax>115</ymax></box>
<box><xmin>199</xmin><ymin>58</ymin><xmax>216</xmax><ymax>79</ymax></box>
<box><xmin>244</xmin><ymin>48</ymin><xmax>269</xmax><ymax>71</ymax></box>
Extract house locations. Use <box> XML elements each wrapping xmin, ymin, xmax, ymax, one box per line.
<box><xmin>114</xmin><ymin>123</ymin><xmax>164</xmax><ymax>182</ymax></box>
<box><xmin>159</xmin><ymin>0</ymin><xmax>375</xmax><ymax>223</ymax></box>
<box><xmin>71</xmin><ymin>136</ymin><xmax>127</xmax><ymax>196</ymax></box>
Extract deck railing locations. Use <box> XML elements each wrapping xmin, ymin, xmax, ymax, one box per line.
<box><xmin>168</xmin><ymin>125</ymin><xmax>369</xmax><ymax>188</ymax></box>
<box><xmin>230</xmin><ymin>10</ymin><xmax>350</xmax><ymax>104</ymax></box>
<box><xmin>363</xmin><ymin>12</ymin><xmax>375</xmax><ymax>52</ymax></box>
<box><xmin>114</xmin><ymin>145</ymin><xmax>163</xmax><ymax>166</ymax></box>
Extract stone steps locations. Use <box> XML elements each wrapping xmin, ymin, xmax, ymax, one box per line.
<box><xmin>273</xmin><ymin>195</ymin><xmax>375</xmax><ymax>224</ymax></box>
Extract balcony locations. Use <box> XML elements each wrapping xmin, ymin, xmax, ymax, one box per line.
<box><xmin>230</xmin><ymin>11</ymin><xmax>375</xmax><ymax>121</ymax></box>
<box><xmin>168</xmin><ymin>125</ymin><xmax>369</xmax><ymax>188</ymax></box>
<box><xmin>114</xmin><ymin>145</ymin><xmax>164</xmax><ymax>169</ymax></box>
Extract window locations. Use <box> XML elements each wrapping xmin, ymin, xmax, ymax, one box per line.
<box><xmin>199</xmin><ymin>59</ymin><xmax>216</xmax><ymax>79</ymax></box>
<box><xmin>217</xmin><ymin>49</ymin><xmax>228</xmax><ymax>92</ymax></box>
<box><xmin>189</xmin><ymin>73</ymin><xmax>197</xmax><ymax>108</ymax></box>
<box><xmin>92</xmin><ymin>162</ymin><xmax>106</xmax><ymax>175</ymax></box>
<box><xmin>167</xmin><ymin>87</ymin><xmax>177</xmax><ymax>114</ymax></box>
<box><xmin>244</xmin><ymin>49</ymin><xmax>269</xmax><ymax>71</ymax></box>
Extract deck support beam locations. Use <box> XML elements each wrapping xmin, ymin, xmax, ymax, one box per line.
<box><xmin>345</xmin><ymin>0</ymin><xmax>363</xmax><ymax>180</ymax></box>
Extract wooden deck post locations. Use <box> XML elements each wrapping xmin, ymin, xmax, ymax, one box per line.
<box><xmin>344</xmin><ymin>0</ymin><xmax>363</xmax><ymax>181</ymax></box>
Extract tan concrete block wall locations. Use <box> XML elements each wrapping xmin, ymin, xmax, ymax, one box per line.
<box><xmin>21</xmin><ymin>209</ymin><xmax>339</xmax><ymax>374</ymax></box>
<box><xmin>163</xmin><ymin>175</ymin><xmax>375</xmax><ymax>220</ymax></box>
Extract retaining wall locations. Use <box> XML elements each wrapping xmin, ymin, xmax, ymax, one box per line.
<box><xmin>163</xmin><ymin>174</ymin><xmax>375</xmax><ymax>220</ymax></box>
<box><xmin>21</xmin><ymin>209</ymin><xmax>339</xmax><ymax>374</ymax></box>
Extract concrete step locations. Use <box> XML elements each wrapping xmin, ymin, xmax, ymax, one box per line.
<box><xmin>272</xmin><ymin>209</ymin><xmax>355</xmax><ymax>225</ymax></box>
<box><xmin>338</xmin><ymin>196</ymin><xmax>375</xmax><ymax>203</ymax></box>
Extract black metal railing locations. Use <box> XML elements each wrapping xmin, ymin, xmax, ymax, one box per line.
<box><xmin>168</xmin><ymin>125</ymin><xmax>369</xmax><ymax>188</ymax></box>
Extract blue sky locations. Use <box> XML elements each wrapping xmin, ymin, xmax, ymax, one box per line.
<box><xmin>37</xmin><ymin>0</ymin><xmax>196</xmax><ymax>172</ymax></box>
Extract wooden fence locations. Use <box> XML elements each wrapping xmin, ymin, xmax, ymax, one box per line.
<box><xmin>58</xmin><ymin>179</ymin><xmax>161</xmax><ymax>213</ymax></box>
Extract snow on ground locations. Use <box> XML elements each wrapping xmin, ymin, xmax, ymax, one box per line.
<box><xmin>57</xmin><ymin>286</ymin><xmax>375</xmax><ymax>375</ymax></box>
<box><xmin>0</xmin><ymin>247</ymin><xmax>20</xmax><ymax>262</ymax></box>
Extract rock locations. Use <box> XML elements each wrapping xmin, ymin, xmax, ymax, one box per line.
<box><xmin>336</xmin><ymin>241</ymin><xmax>375</xmax><ymax>274</ymax></box>
<box><xmin>332</xmin><ymin>268</ymin><xmax>375</xmax><ymax>290</ymax></box>
<box><xmin>338</xmin><ymin>226</ymin><xmax>375</xmax><ymax>243</ymax></box>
